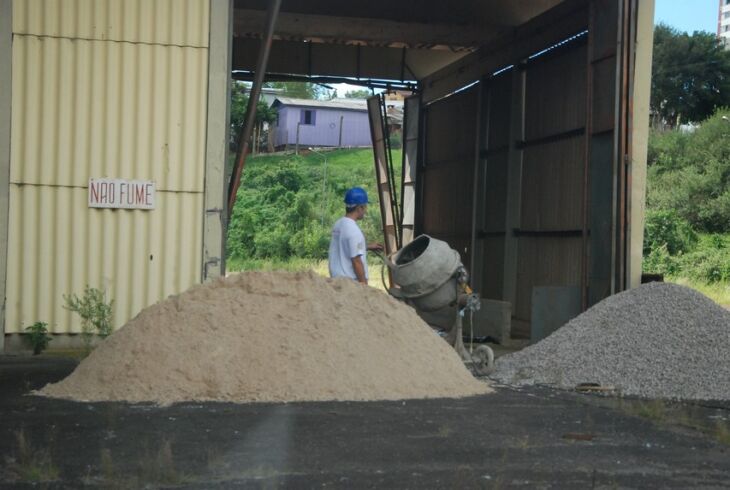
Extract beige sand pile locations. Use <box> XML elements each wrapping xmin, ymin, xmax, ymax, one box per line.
<box><xmin>39</xmin><ymin>271</ymin><xmax>490</xmax><ymax>405</ymax></box>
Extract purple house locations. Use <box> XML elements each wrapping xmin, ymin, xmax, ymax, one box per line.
<box><xmin>270</xmin><ymin>97</ymin><xmax>372</xmax><ymax>148</ymax></box>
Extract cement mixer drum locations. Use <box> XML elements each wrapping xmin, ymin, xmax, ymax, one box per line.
<box><xmin>389</xmin><ymin>235</ymin><xmax>461</xmax><ymax>312</ymax></box>
<box><xmin>386</xmin><ymin>234</ymin><xmax>494</xmax><ymax>376</ymax></box>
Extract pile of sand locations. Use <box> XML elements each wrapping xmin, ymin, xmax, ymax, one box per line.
<box><xmin>40</xmin><ymin>271</ymin><xmax>490</xmax><ymax>405</ymax></box>
<box><xmin>492</xmin><ymin>282</ymin><xmax>730</xmax><ymax>400</ymax></box>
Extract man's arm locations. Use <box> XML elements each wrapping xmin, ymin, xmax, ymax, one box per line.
<box><xmin>351</xmin><ymin>256</ymin><xmax>368</xmax><ymax>284</ymax></box>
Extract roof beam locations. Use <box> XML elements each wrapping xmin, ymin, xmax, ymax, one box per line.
<box><xmin>421</xmin><ymin>0</ymin><xmax>589</xmax><ymax>103</ymax></box>
<box><xmin>234</xmin><ymin>9</ymin><xmax>507</xmax><ymax>50</ymax></box>
<box><xmin>232</xmin><ymin>37</ymin><xmax>467</xmax><ymax>81</ymax></box>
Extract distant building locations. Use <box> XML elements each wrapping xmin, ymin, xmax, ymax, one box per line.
<box><xmin>241</xmin><ymin>85</ymin><xmax>285</xmax><ymax>106</ymax></box>
<box><xmin>719</xmin><ymin>0</ymin><xmax>730</xmax><ymax>46</ymax></box>
<box><xmin>270</xmin><ymin>97</ymin><xmax>372</xmax><ymax>148</ymax></box>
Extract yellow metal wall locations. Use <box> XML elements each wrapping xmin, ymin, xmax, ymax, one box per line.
<box><xmin>7</xmin><ymin>0</ymin><xmax>210</xmax><ymax>334</ymax></box>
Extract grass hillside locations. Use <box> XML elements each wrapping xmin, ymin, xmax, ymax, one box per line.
<box><xmin>226</xmin><ymin>148</ymin><xmax>399</xmax><ymax>288</ymax></box>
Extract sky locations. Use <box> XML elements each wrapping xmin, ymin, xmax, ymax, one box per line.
<box><xmin>654</xmin><ymin>0</ymin><xmax>718</xmax><ymax>34</ymax></box>
<box><xmin>331</xmin><ymin>0</ymin><xmax>719</xmax><ymax>96</ymax></box>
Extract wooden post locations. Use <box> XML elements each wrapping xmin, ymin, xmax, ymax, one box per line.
<box><xmin>338</xmin><ymin>115</ymin><xmax>344</xmax><ymax>147</ymax></box>
<box><xmin>295</xmin><ymin>122</ymin><xmax>301</xmax><ymax>155</ymax></box>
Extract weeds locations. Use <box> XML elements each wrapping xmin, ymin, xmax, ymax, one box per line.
<box><xmin>100</xmin><ymin>448</ymin><xmax>116</xmax><ymax>481</ymax></box>
<box><xmin>139</xmin><ymin>439</ymin><xmax>180</xmax><ymax>485</ymax></box>
<box><xmin>6</xmin><ymin>429</ymin><xmax>59</xmax><ymax>482</ymax></box>
<box><xmin>23</xmin><ymin>321</ymin><xmax>52</xmax><ymax>355</ymax></box>
<box><xmin>633</xmin><ymin>400</ymin><xmax>667</xmax><ymax>422</ymax></box>
<box><xmin>714</xmin><ymin>421</ymin><xmax>730</xmax><ymax>446</ymax></box>
<box><xmin>63</xmin><ymin>286</ymin><xmax>114</xmax><ymax>353</ymax></box>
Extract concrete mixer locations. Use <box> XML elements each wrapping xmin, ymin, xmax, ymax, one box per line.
<box><xmin>385</xmin><ymin>235</ymin><xmax>494</xmax><ymax>375</ymax></box>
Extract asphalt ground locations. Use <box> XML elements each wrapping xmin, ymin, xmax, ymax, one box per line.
<box><xmin>0</xmin><ymin>355</ymin><xmax>729</xmax><ymax>489</ymax></box>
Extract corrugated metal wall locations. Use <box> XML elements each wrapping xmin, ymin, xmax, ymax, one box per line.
<box><xmin>420</xmin><ymin>86</ymin><xmax>479</xmax><ymax>269</ymax></box>
<box><xmin>513</xmin><ymin>43</ymin><xmax>587</xmax><ymax>333</ymax></box>
<box><xmin>420</xmin><ymin>35</ymin><xmax>589</xmax><ymax>339</ymax></box>
<box><xmin>6</xmin><ymin>0</ymin><xmax>210</xmax><ymax>334</ymax></box>
<box><xmin>476</xmin><ymin>71</ymin><xmax>512</xmax><ymax>302</ymax></box>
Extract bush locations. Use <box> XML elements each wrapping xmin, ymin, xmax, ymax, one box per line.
<box><xmin>676</xmin><ymin>235</ymin><xmax>730</xmax><ymax>283</ymax></box>
<box><xmin>63</xmin><ymin>286</ymin><xmax>114</xmax><ymax>353</ymax></box>
<box><xmin>253</xmin><ymin>226</ymin><xmax>292</xmax><ymax>258</ymax></box>
<box><xmin>642</xmin><ymin>244</ymin><xmax>681</xmax><ymax>276</ymax></box>
<box><xmin>290</xmin><ymin>225</ymin><xmax>330</xmax><ymax>259</ymax></box>
<box><xmin>643</xmin><ymin>209</ymin><xmax>697</xmax><ymax>256</ymax></box>
<box><xmin>24</xmin><ymin>322</ymin><xmax>51</xmax><ymax>355</ymax></box>
<box><xmin>647</xmin><ymin>110</ymin><xmax>730</xmax><ymax>232</ymax></box>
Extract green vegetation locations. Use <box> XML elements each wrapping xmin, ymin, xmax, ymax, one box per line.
<box><xmin>63</xmin><ymin>286</ymin><xmax>114</xmax><ymax>352</ymax></box>
<box><xmin>644</xmin><ymin>109</ymin><xmax>730</xmax><ymax>306</ymax></box>
<box><xmin>24</xmin><ymin>321</ymin><xmax>52</xmax><ymax>355</ymax></box>
<box><xmin>7</xmin><ymin>429</ymin><xmax>59</xmax><ymax>483</ymax></box>
<box><xmin>652</xmin><ymin>25</ymin><xmax>730</xmax><ymax>126</ymax></box>
<box><xmin>227</xmin><ymin>148</ymin><xmax>399</xmax><ymax>264</ymax></box>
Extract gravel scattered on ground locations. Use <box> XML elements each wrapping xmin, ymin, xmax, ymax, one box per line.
<box><xmin>39</xmin><ymin>271</ymin><xmax>490</xmax><ymax>405</ymax></box>
<box><xmin>491</xmin><ymin>282</ymin><xmax>730</xmax><ymax>400</ymax></box>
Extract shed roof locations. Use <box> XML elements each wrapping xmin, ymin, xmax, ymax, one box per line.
<box><xmin>272</xmin><ymin>97</ymin><xmax>368</xmax><ymax>112</ymax></box>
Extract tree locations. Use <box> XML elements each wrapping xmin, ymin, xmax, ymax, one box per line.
<box><xmin>264</xmin><ymin>81</ymin><xmax>331</xmax><ymax>100</ymax></box>
<box><xmin>651</xmin><ymin>24</ymin><xmax>730</xmax><ymax>126</ymax></box>
<box><xmin>344</xmin><ymin>89</ymin><xmax>372</xmax><ymax>99</ymax></box>
<box><xmin>230</xmin><ymin>81</ymin><xmax>277</xmax><ymax>149</ymax></box>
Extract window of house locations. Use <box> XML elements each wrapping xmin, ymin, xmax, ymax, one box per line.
<box><xmin>300</xmin><ymin>109</ymin><xmax>316</xmax><ymax>125</ymax></box>
<box><xmin>725</xmin><ymin>11</ymin><xmax>730</xmax><ymax>19</ymax></box>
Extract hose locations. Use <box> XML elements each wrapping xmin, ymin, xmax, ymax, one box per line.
<box><xmin>368</xmin><ymin>250</ymin><xmax>391</xmax><ymax>292</ymax></box>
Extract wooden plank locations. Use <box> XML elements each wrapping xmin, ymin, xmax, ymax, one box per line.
<box><xmin>367</xmin><ymin>96</ymin><xmax>398</xmax><ymax>255</ymax></box>
<box><xmin>400</xmin><ymin>95</ymin><xmax>420</xmax><ymax>245</ymax></box>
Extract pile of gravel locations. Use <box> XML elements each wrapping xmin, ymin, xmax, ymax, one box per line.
<box><xmin>492</xmin><ymin>282</ymin><xmax>730</xmax><ymax>400</ymax></box>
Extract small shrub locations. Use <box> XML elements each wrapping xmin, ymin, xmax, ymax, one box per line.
<box><xmin>642</xmin><ymin>244</ymin><xmax>681</xmax><ymax>276</ymax></box>
<box><xmin>289</xmin><ymin>225</ymin><xmax>330</xmax><ymax>259</ymax></box>
<box><xmin>9</xmin><ymin>429</ymin><xmax>59</xmax><ymax>482</ymax></box>
<box><xmin>643</xmin><ymin>209</ymin><xmax>697</xmax><ymax>256</ymax></box>
<box><xmin>24</xmin><ymin>322</ymin><xmax>51</xmax><ymax>355</ymax></box>
<box><xmin>63</xmin><ymin>286</ymin><xmax>114</xmax><ymax>352</ymax></box>
<box><xmin>679</xmin><ymin>246</ymin><xmax>730</xmax><ymax>283</ymax></box>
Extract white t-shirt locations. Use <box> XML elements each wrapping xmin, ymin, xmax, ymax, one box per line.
<box><xmin>328</xmin><ymin>217</ymin><xmax>368</xmax><ymax>280</ymax></box>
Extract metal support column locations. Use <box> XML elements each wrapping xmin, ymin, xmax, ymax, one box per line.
<box><xmin>202</xmin><ymin>0</ymin><xmax>233</xmax><ymax>281</ymax></box>
<box><xmin>501</xmin><ymin>66</ymin><xmax>526</xmax><ymax>310</ymax></box>
<box><xmin>0</xmin><ymin>0</ymin><xmax>12</xmax><ymax>350</ymax></box>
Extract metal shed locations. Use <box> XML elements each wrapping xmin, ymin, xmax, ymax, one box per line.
<box><xmin>0</xmin><ymin>0</ymin><xmax>230</xmax><ymax>349</ymax></box>
<box><xmin>232</xmin><ymin>0</ymin><xmax>655</xmax><ymax>339</ymax></box>
<box><xmin>0</xmin><ymin>0</ymin><xmax>654</xmax><ymax>347</ymax></box>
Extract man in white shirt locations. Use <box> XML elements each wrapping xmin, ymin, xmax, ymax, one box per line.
<box><xmin>328</xmin><ymin>187</ymin><xmax>382</xmax><ymax>284</ymax></box>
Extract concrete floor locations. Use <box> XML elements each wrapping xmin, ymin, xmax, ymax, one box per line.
<box><xmin>0</xmin><ymin>355</ymin><xmax>729</xmax><ymax>489</ymax></box>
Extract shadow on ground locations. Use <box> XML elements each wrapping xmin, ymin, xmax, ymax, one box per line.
<box><xmin>0</xmin><ymin>356</ymin><xmax>728</xmax><ymax>488</ymax></box>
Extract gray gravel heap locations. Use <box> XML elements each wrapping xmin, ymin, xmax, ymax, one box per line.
<box><xmin>492</xmin><ymin>282</ymin><xmax>730</xmax><ymax>400</ymax></box>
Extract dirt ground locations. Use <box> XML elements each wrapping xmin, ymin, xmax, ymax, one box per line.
<box><xmin>1</xmin><ymin>355</ymin><xmax>729</xmax><ymax>489</ymax></box>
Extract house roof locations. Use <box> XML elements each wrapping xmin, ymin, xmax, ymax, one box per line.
<box><xmin>272</xmin><ymin>97</ymin><xmax>368</xmax><ymax>112</ymax></box>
